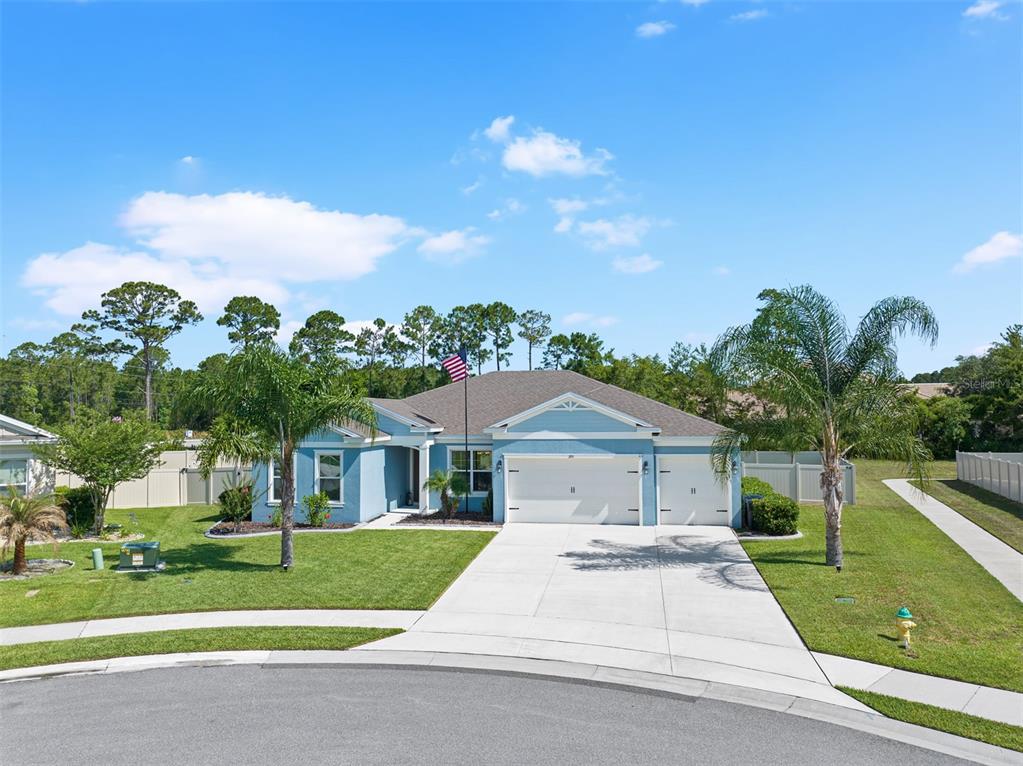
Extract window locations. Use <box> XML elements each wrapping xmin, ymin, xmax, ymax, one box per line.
<box><xmin>316</xmin><ymin>452</ymin><xmax>343</xmax><ymax>504</ymax></box>
<box><xmin>451</xmin><ymin>449</ymin><xmax>492</xmax><ymax>494</ymax></box>
<box><xmin>269</xmin><ymin>459</ymin><xmax>284</xmax><ymax>503</ymax></box>
<box><xmin>0</xmin><ymin>459</ymin><xmax>28</xmax><ymax>495</ymax></box>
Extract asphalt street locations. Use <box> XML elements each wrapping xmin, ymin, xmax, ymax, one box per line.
<box><xmin>1</xmin><ymin>665</ymin><xmax>972</xmax><ymax>765</ymax></box>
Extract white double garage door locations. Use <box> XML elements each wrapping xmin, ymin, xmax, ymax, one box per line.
<box><xmin>505</xmin><ymin>454</ymin><xmax>731</xmax><ymax>526</ymax></box>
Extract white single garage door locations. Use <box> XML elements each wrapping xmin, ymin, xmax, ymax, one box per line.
<box><xmin>506</xmin><ymin>455</ymin><xmax>642</xmax><ymax>525</ymax></box>
<box><xmin>656</xmin><ymin>454</ymin><xmax>731</xmax><ymax>525</ymax></box>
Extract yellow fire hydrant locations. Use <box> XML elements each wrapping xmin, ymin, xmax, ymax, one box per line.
<box><xmin>896</xmin><ymin>607</ymin><xmax>916</xmax><ymax>649</ymax></box>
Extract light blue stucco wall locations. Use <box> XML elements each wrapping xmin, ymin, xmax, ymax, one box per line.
<box><xmin>507</xmin><ymin>409</ymin><xmax>637</xmax><ymax>433</ymax></box>
<box><xmin>373</xmin><ymin>410</ymin><xmax>417</xmax><ymax>437</ymax></box>
<box><xmin>252</xmin><ymin>441</ymin><xmax>363</xmax><ymax>524</ymax></box>
<box><xmin>493</xmin><ymin>438</ymin><xmax>657</xmax><ymax>524</ymax></box>
<box><xmin>383</xmin><ymin>446</ymin><xmax>410</xmax><ymax>511</ymax></box>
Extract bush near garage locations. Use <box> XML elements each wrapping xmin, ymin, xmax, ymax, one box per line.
<box><xmin>740</xmin><ymin>476</ymin><xmax>775</xmax><ymax>497</ymax></box>
<box><xmin>750</xmin><ymin>494</ymin><xmax>800</xmax><ymax>536</ymax></box>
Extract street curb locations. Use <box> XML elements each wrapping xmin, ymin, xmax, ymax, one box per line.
<box><xmin>0</xmin><ymin>650</ymin><xmax>1016</xmax><ymax>765</ymax></box>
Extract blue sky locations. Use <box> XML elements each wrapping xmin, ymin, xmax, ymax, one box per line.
<box><xmin>2</xmin><ymin>1</ymin><xmax>1020</xmax><ymax>376</ymax></box>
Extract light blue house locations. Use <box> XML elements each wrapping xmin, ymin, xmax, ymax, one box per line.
<box><xmin>252</xmin><ymin>370</ymin><xmax>741</xmax><ymax>527</ymax></box>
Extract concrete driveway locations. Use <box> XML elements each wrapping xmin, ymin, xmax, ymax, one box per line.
<box><xmin>358</xmin><ymin>524</ymin><xmax>863</xmax><ymax>708</ymax></box>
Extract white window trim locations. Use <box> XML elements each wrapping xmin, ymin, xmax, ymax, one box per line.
<box><xmin>0</xmin><ymin>458</ymin><xmax>29</xmax><ymax>495</ymax></box>
<box><xmin>267</xmin><ymin>454</ymin><xmax>298</xmax><ymax>506</ymax></box>
<box><xmin>314</xmin><ymin>450</ymin><xmax>344</xmax><ymax>506</ymax></box>
<box><xmin>446</xmin><ymin>446</ymin><xmax>494</xmax><ymax>497</ymax></box>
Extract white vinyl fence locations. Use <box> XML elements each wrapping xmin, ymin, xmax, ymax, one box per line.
<box><xmin>956</xmin><ymin>452</ymin><xmax>1023</xmax><ymax>503</ymax></box>
<box><xmin>56</xmin><ymin>449</ymin><xmax>247</xmax><ymax>509</ymax></box>
<box><xmin>742</xmin><ymin>451</ymin><xmax>856</xmax><ymax>505</ymax></box>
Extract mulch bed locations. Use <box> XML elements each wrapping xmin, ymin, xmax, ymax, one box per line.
<box><xmin>0</xmin><ymin>558</ymin><xmax>75</xmax><ymax>581</ymax></box>
<box><xmin>397</xmin><ymin>512</ymin><xmax>501</xmax><ymax>527</ymax></box>
<box><xmin>207</xmin><ymin>520</ymin><xmax>355</xmax><ymax>536</ymax></box>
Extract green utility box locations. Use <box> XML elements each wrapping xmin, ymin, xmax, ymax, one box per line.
<box><xmin>119</xmin><ymin>541</ymin><xmax>160</xmax><ymax>569</ymax></box>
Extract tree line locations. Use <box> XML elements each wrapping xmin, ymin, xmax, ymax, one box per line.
<box><xmin>1</xmin><ymin>280</ymin><xmax>1020</xmax><ymax>458</ymax></box>
<box><xmin>0</xmin><ymin>281</ymin><xmax>730</xmax><ymax>430</ymax></box>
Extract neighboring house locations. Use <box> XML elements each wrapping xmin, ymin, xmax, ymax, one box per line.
<box><xmin>252</xmin><ymin>370</ymin><xmax>741</xmax><ymax>527</ymax></box>
<box><xmin>899</xmin><ymin>382</ymin><xmax>952</xmax><ymax>399</ymax></box>
<box><xmin>0</xmin><ymin>414</ymin><xmax>57</xmax><ymax>495</ymax></box>
<box><xmin>0</xmin><ymin>414</ymin><xmax>239</xmax><ymax>506</ymax></box>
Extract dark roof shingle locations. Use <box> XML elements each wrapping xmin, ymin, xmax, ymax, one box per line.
<box><xmin>387</xmin><ymin>371</ymin><xmax>725</xmax><ymax>437</ymax></box>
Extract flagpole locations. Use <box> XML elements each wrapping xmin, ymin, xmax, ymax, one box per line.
<box><xmin>463</xmin><ymin>373</ymin><xmax>469</xmax><ymax>515</ymax></box>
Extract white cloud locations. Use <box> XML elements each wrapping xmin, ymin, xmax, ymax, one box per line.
<box><xmin>953</xmin><ymin>231</ymin><xmax>1022</xmax><ymax>273</ymax></box>
<box><xmin>612</xmin><ymin>254</ymin><xmax>663</xmax><ymax>274</ymax></box>
<box><xmin>731</xmin><ymin>9</ymin><xmax>768</xmax><ymax>22</ymax></box>
<box><xmin>563</xmin><ymin>312</ymin><xmax>619</xmax><ymax>328</ymax></box>
<box><xmin>503</xmin><ymin>129</ymin><xmax>612</xmax><ymax>177</ymax></box>
<box><xmin>21</xmin><ymin>241</ymin><xmax>290</xmax><ymax>317</ymax></box>
<box><xmin>963</xmin><ymin>1</ymin><xmax>1006</xmax><ymax>19</ymax></box>
<box><xmin>417</xmin><ymin>227</ymin><xmax>490</xmax><ymax>264</ymax></box>
<box><xmin>120</xmin><ymin>191</ymin><xmax>410</xmax><ymax>281</ymax></box>
<box><xmin>275</xmin><ymin>319</ymin><xmax>305</xmax><ymax>345</ymax></box>
<box><xmin>636</xmin><ymin>20</ymin><xmax>676</xmax><ymax>38</ymax></box>
<box><xmin>680</xmin><ymin>0</ymin><xmax>710</xmax><ymax>6</ymax></box>
<box><xmin>970</xmin><ymin>342</ymin><xmax>995</xmax><ymax>356</ymax></box>
<box><xmin>487</xmin><ymin>198</ymin><xmax>526</xmax><ymax>221</ymax></box>
<box><xmin>461</xmin><ymin>178</ymin><xmax>483</xmax><ymax>195</ymax></box>
<box><xmin>20</xmin><ymin>191</ymin><xmax>422</xmax><ymax>318</ymax></box>
<box><xmin>7</xmin><ymin>317</ymin><xmax>62</xmax><ymax>332</ymax></box>
<box><xmin>179</xmin><ymin>155</ymin><xmax>197</xmax><ymax>165</ymax></box>
<box><xmin>549</xmin><ymin>197</ymin><xmax>590</xmax><ymax>216</ymax></box>
<box><xmin>554</xmin><ymin>217</ymin><xmax>574</xmax><ymax>234</ymax></box>
<box><xmin>713</xmin><ymin>265</ymin><xmax>731</xmax><ymax>277</ymax></box>
<box><xmin>576</xmin><ymin>214</ymin><xmax>652</xmax><ymax>249</ymax></box>
<box><xmin>483</xmin><ymin>115</ymin><xmax>515</xmax><ymax>143</ymax></box>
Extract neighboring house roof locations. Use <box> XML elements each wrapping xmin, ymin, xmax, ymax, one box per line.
<box><xmin>899</xmin><ymin>383</ymin><xmax>952</xmax><ymax>399</ymax></box>
<box><xmin>391</xmin><ymin>370</ymin><xmax>726</xmax><ymax>437</ymax></box>
<box><xmin>0</xmin><ymin>414</ymin><xmax>57</xmax><ymax>444</ymax></box>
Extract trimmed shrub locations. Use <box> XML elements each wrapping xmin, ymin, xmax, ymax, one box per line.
<box><xmin>741</xmin><ymin>476</ymin><xmax>775</xmax><ymax>497</ymax></box>
<box><xmin>751</xmin><ymin>494</ymin><xmax>799</xmax><ymax>536</ymax></box>
<box><xmin>56</xmin><ymin>485</ymin><xmax>96</xmax><ymax>533</ymax></box>
<box><xmin>302</xmin><ymin>491</ymin><xmax>332</xmax><ymax>528</ymax></box>
<box><xmin>218</xmin><ymin>478</ymin><xmax>255</xmax><ymax>531</ymax></box>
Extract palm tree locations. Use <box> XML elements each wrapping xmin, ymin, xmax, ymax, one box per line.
<box><xmin>710</xmin><ymin>286</ymin><xmax>938</xmax><ymax>570</ymax></box>
<box><xmin>422</xmin><ymin>470</ymin><xmax>470</xmax><ymax>520</ymax></box>
<box><xmin>196</xmin><ymin>345</ymin><xmax>375</xmax><ymax>569</ymax></box>
<box><xmin>1</xmin><ymin>487</ymin><xmax>68</xmax><ymax>576</ymax></box>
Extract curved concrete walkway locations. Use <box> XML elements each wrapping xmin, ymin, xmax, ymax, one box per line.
<box><xmin>884</xmin><ymin>479</ymin><xmax>1023</xmax><ymax>600</ymax></box>
<box><xmin>0</xmin><ymin>609</ymin><xmax>424</xmax><ymax>646</ymax></box>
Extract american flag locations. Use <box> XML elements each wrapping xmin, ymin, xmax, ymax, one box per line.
<box><xmin>441</xmin><ymin>348</ymin><xmax>469</xmax><ymax>382</ymax></box>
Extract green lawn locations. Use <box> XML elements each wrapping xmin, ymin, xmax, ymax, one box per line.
<box><xmin>0</xmin><ymin>504</ymin><xmax>494</xmax><ymax>628</ymax></box>
<box><xmin>909</xmin><ymin>478</ymin><xmax>1023</xmax><ymax>553</ymax></box>
<box><xmin>0</xmin><ymin>626</ymin><xmax>399</xmax><ymax>671</ymax></box>
<box><xmin>742</xmin><ymin>460</ymin><xmax>1023</xmax><ymax>692</ymax></box>
<box><xmin>840</xmin><ymin>687</ymin><xmax>1023</xmax><ymax>753</ymax></box>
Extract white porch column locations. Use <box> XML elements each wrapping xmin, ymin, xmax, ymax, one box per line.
<box><xmin>418</xmin><ymin>442</ymin><xmax>432</xmax><ymax>512</ymax></box>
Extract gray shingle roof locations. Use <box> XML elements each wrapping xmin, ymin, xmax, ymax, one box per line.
<box><xmin>387</xmin><ymin>371</ymin><xmax>725</xmax><ymax>437</ymax></box>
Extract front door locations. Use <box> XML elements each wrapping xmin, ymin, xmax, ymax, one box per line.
<box><xmin>409</xmin><ymin>448</ymin><xmax>420</xmax><ymax>504</ymax></box>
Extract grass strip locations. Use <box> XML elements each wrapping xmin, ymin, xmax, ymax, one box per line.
<box><xmin>909</xmin><ymin>478</ymin><xmax>1023</xmax><ymax>553</ymax></box>
<box><xmin>0</xmin><ymin>626</ymin><xmax>400</xmax><ymax>671</ymax></box>
<box><xmin>840</xmin><ymin>686</ymin><xmax>1023</xmax><ymax>753</ymax></box>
